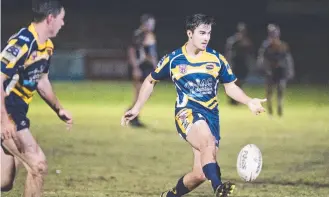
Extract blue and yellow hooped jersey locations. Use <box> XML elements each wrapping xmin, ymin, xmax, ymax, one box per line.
<box><xmin>1</xmin><ymin>24</ymin><xmax>54</xmax><ymax>104</ymax></box>
<box><xmin>151</xmin><ymin>44</ymin><xmax>236</xmax><ymax>114</ymax></box>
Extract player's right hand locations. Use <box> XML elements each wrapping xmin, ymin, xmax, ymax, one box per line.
<box><xmin>121</xmin><ymin>108</ymin><xmax>139</xmax><ymax>126</ymax></box>
<box><xmin>1</xmin><ymin>116</ymin><xmax>17</xmax><ymax>141</ymax></box>
<box><xmin>132</xmin><ymin>68</ymin><xmax>142</xmax><ymax>81</ymax></box>
<box><xmin>247</xmin><ymin>98</ymin><xmax>267</xmax><ymax>115</ymax></box>
<box><xmin>57</xmin><ymin>109</ymin><xmax>73</xmax><ymax>131</ymax></box>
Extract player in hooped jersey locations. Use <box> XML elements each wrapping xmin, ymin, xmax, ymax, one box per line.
<box><xmin>121</xmin><ymin>14</ymin><xmax>266</xmax><ymax>197</ymax></box>
<box><xmin>1</xmin><ymin>1</ymin><xmax>72</xmax><ymax>196</ymax></box>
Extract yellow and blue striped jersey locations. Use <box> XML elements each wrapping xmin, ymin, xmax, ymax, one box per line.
<box><xmin>1</xmin><ymin>24</ymin><xmax>54</xmax><ymax>104</ymax></box>
<box><xmin>151</xmin><ymin>44</ymin><xmax>236</xmax><ymax>114</ymax></box>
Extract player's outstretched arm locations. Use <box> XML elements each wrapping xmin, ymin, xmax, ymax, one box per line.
<box><xmin>37</xmin><ymin>73</ymin><xmax>73</xmax><ymax>130</ymax></box>
<box><xmin>121</xmin><ymin>74</ymin><xmax>156</xmax><ymax>126</ymax></box>
<box><xmin>224</xmin><ymin>82</ymin><xmax>267</xmax><ymax>115</ymax></box>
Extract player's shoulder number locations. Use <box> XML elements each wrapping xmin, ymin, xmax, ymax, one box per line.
<box><xmin>1</xmin><ymin>44</ymin><xmax>22</xmax><ymax>63</ymax></box>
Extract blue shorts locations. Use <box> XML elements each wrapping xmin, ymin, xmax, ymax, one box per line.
<box><xmin>5</xmin><ymin>94</ymin><xmax>30</xmax><ymax>131</ymax></box>
<box><xmin>175</xmin><ymin>108</ymin><xmax>220</xmax><ymax>146</ymax></box>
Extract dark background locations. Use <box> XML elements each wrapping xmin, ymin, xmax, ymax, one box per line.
<box><xmin>2</xmin><ymin>0</ymin><xmax>329</xmax><ymax>83</ymax></box>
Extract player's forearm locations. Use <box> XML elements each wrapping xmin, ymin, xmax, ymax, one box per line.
<box><xmin>224</xmin><ymin>83</ymin><xmax>252</xmax><ymax>105</ymax></box>
<box><xmin>38</xmin><ymin>88</ymin><xmax>63</xmax><ymax>113</ymax></box>
<box><xmin>37</xmin><ymin>79</ymin><xmax>63</xmax><ymax>113</ymax></box>
<box><xmin>133</xmin><ymin>75</ymin><xmax>155</xmax><ymax>111</ymax></box>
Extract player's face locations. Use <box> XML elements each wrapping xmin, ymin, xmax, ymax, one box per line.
<box><xmin>190</xmin><ymin>24</ymin><xmax>212</xmax><ymax>51</ymax></box>
<box><xmin>48</xmin><ymin>7</ymin><xmax>65</xmax><ymax>38</ymax></box>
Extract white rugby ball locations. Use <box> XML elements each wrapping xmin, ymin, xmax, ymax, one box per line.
<box><xmin>237</xmin><ymin>144</ymin><xmax>262</xmax><ymax>182</ymax></box>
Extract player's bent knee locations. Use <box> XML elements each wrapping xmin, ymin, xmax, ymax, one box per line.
<box><xmin>192</xmin><ymin>171</ymin><xmax>207</xmax><ymax>182</ymax></box>
<box><xmin>30</xmin><ymin>160</ymin><xmax>48</xmax><ymax>177</ymax></box>
<box><xmin>36</xmin><ymin>160</ymin><xmax>48</xmax><ymax>176</ymax></box>
<box><xmin>196</xmin><ymin>134</ymin><xmax>216</xmax><ymax>151</ymax></box>
<box><xmin>199</xmin><ymin>137</ymin><xmax>217</xmax><ymax>152</ymax></box>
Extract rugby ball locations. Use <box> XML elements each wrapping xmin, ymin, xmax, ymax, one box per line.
<box><xmin>237</xmin><ymin>144</ymin><xmax>262</xmax><ymax>182</ymax></box>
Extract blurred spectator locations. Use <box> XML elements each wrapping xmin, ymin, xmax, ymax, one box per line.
<box><xmin>257</xmin><ymin>23</ymin><xmax>295</xmax><ymax>117</ymax></box>
<box><xmin>126</xmin><ymin>14</ymin><xmax>158</xmax><ymax>127</ymax></box>
<box><xmin>225</xmin><ymin>22</ymin><xmax>253</xmax><ymax>105</ymax></box>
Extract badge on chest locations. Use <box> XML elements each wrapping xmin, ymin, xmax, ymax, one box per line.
<box><xmin>25</xmin><ymin>48</ymin><xmax>52</xmax><ymax>67</ymax></box>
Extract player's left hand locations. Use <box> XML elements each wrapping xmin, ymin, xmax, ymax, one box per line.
<box><xmin>247</xmin><ymin>98</ymin><xmax>267</xmax><ymax>115</ymax></box>
<box><xmin>57</xmin><ymin>109</ymin><xmax>73</xmax><ymax>130</ymax></box>
<box><xmin>121</xmin><ymin>108</ymin><xmax>139</xmax><ymax>126</ymax></box>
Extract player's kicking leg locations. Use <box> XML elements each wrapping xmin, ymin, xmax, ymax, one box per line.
<box><xmin>187</xmin><ymin>120</ymin><xmax>235</xmax><ymax>197</ymax></box>
<box><xmin>2</xmin><ymin>128</ymin><xmax>47</xmax><ymax>197</ymax></box>
<box><xmin>161</xmin><ymin>148</ymin><xmax>206</xmax><ymax>197</ymax></box>
<box><xmin>162</xmin><ymin>120</ymin><xmax>235</xmax><ymax>197</ymax></box>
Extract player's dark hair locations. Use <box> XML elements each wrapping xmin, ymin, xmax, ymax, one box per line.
<box><xmin>140</xmin><ymin>14</ymin><xmax>154</xmax><ymax>24</ymax></box>
<box><xmin>185</xmin><ymin>14</ymin><xmax>215</xmax><ymax>33</ymax></box>
<box><xmin>32</xmin><ymin>0</ymin><xmax>63</xmax><ymax>23</ymax></box>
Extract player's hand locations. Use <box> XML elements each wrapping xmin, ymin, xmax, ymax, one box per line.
<box><xmin>1</xmin><ymin>116</ymin><xmax>17</xmax><ymax>140</ymax></box>
<box><xmin>1</xmin><ymin>116</ymin><xmax>23</xmax><ymax>152</ymax></box>
<box><xmin>247</xmin><ymin>98</ymin><xmax>267</xmax><ymax>115</ymax></box>
<box><xmin>57</xmin><ymin>109</ymin><xmax>73</xmax><ymax>130</ymax></box>
<box><xmin>121</xmin><ymin>108</ymin><xmax>139</xmax><ymax>126</ymax></box>
<box><xmin>132</xmin><ymin>68</ymin><xmax>142</xmax><ymax>81</ymax></box>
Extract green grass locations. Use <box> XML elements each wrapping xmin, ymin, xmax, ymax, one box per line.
<box><xmin>2</xmin><ymin>81</ymin><xmax>329</xmax><ymax>197</ymax></box>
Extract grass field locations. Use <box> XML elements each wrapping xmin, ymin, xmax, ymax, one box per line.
<box><xmin>2</xmin><ymin>81</ymin><xmax>329</xmax><ymax>197</ymax></box>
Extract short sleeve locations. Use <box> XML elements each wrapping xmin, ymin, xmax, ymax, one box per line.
<box><xmin>150</xmin><ymin>54</ymin><xmax>170</xmax><ymax>81</ymax></box>
<box><xmin>1</xmin><ymin>38</ymin><xmax>29</xmax><ymax>78</ymax></box>
<box><xmin>218</xmin><ymin>54</ymin><xmax>237</xmax><ymax>84</ymax></box>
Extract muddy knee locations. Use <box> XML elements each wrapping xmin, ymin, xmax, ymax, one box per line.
<box><xmin>30</xmin><ymin>160</ymin><xmax>48</xmax><ymax>177</ymax></box>
<box><xmin>191</xmin><ymin>170</ymin><xmax>207</xmax><ymax>183</ymax></box>
<box><xmin>199</xmin><ymin>136</ymin><xmax>217</xmax><ymax>153</ymax></box>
